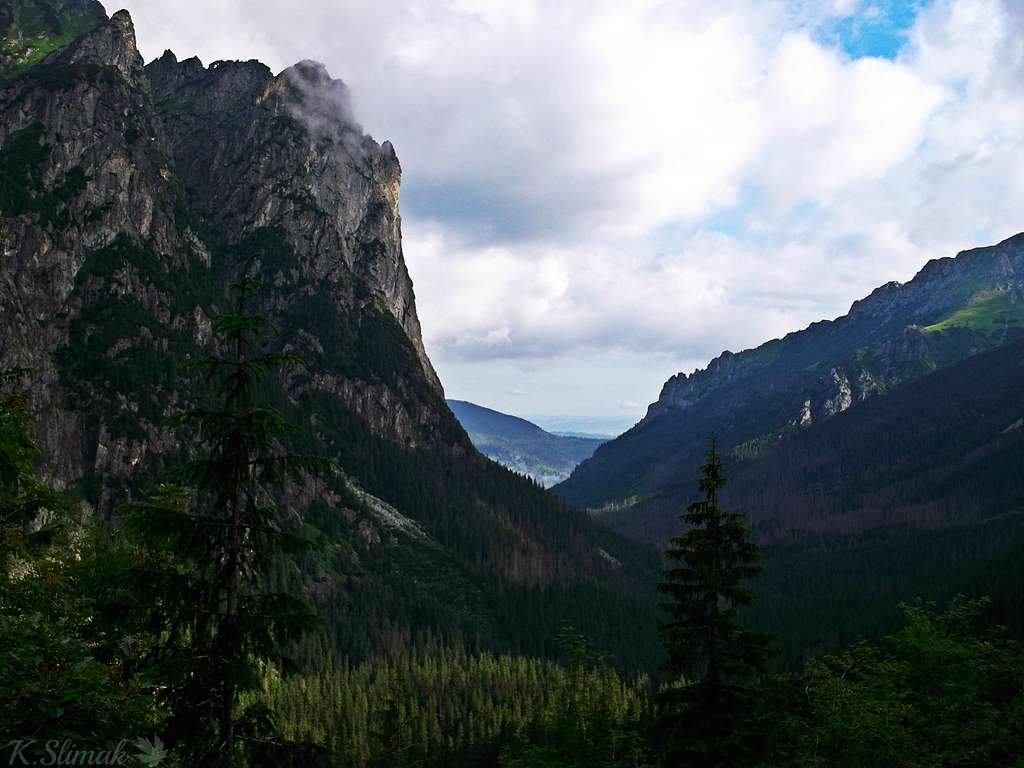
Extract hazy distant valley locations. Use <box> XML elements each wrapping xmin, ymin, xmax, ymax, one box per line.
<box><xmin>447</xmin><ymin>399</ymin><xmax>606</xmax><ymax>486</ymax></box>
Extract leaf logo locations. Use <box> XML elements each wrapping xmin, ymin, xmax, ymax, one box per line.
<box><xmin>133</xmin><ymin>735</ymin><xmax>167</xmax><ymax>766</ymax></box>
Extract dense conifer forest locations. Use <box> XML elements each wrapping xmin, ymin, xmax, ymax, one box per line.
<box><xmin>4</xmin><ymin>344</ymin><xmax>1023</xmax><ymax>765</ymax></box>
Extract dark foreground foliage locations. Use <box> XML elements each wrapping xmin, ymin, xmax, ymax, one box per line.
<box><xmin>762</xmin><ymin>598</ymin><xmax>1024</xmax><ymax>768</ymax></box>
<box><xmin>3</xmin><ymin>370</ymin><xmax>1024</xmax><ymax>766</ymax></box>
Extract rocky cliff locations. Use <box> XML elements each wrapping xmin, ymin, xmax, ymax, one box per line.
<box><xmin>0</xmin><ymin>7</ymin><xmax>661</xmax><ymax>666</ymax></box>
<box><xmin>145</xmin><ymin>50</ymin><xmax>441</xmax><ymax>395</ymax></box>
<box><xmin>0</xmin><ymin>9</ymin><xmax>186</xmax><ymax>489</ymax></box>
<box><xmin>0</xmin><ymin>7</ymin><xmax>444</xmax><ymax>491</ymax></box>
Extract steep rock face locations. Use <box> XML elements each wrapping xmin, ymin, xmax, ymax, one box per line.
<box><xmin>145</xmin><ymin>51</ymin><xmax>441</xmax><ymax>396</ymax></box>
<box><xmin>0</xmin><ymin>9</ymin><xmax>195</xmax><ymax>489</ymax></box>
<box><xmin>0</xmin><ymin>9</ymin><xmax>661</xmax><ymax>666</ymax></box>
<box><xmin>0</xmin><ymin>8</ymin><xmax>444</xmax><ymax>488</ymax></box>
<box><xmin>556</xmin><ymin>234</ymin><xmax>1024</xmax><ymax>508</ymax></box>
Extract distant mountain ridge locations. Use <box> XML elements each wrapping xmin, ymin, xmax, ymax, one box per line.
<box><xmin>447</xmin><ymin>400</ymin><xmax>605</xmax><ymax>487</ymax></box>
<box><xmin>556</xmin><ymin>233</ymin><xmax>1024</xmax><ymax>509</ymax></box>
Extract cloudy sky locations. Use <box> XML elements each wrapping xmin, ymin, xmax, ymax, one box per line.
<box><xmin>105</xmin><ymin>0</ymin><xmax>1024</xmax><ymax>434</ymax></box>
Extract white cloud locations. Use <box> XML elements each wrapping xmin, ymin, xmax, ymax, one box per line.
<box><xmin>106</xmin><ymin>0</ymin><xmax>1024</xmax><ymax>424</ymax></box>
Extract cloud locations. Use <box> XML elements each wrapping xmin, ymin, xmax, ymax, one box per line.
<box><xmin>106</xmin><ymin>0</ymin><xmax>1024</xmax><ymax>423</ymax></box>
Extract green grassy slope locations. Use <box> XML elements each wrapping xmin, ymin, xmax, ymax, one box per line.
<box><xmin>0</xmin><ymin>0</ymin><xmax>105</xmax><ymax>77</ymax></box>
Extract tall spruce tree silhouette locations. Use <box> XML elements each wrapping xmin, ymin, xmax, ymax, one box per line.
<box><xmin>124</xmin><ymin>278</ymin><xmax>332</xmax><ymax>765</ymax></box>
<box><xmin>657</xmin><ymin>438</ymin><xmax>768</xmax><ymax>767</ymax></box>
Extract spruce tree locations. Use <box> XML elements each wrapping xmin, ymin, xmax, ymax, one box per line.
<box><xmin>123</xmin><ymin>278</ymin><xmax>332</xmax><ymax>766</ymax></box>
<box><xmin>657</xmin><ymin>438</ymin><xmax>768</xmax><ymax>767</ymax></box>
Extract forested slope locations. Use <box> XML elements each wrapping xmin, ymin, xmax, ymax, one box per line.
<box><xmin>600</xmin><ymin>338</ymin><xmax>1024</xmax><ymax>660</ymax></box>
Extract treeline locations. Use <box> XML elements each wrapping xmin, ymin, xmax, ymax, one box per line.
<box><xmin>260</xmin><ymin>599</ymin><xmax>1024</xmax><ymax>768</ymax></box>
<box><xmin>267</xmin><ymin>443</ymin><xmax>1024</xmax><ymax>767</ymax></box>
<box><xmin>762</xmin><ymin>598</ymin><xmax>1024</xmax><ymax>768</ymax></box>
<box><xmin>752</xmin><ymin>510</ymin><xmax>1024</xmax><ymax>664</ymax></box>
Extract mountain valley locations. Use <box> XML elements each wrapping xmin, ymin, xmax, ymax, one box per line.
<box><xmin>447</xmin><ymin>399</ymin><xmax>605</xmax><ymax>487</ymax></box>
<box><xmin>3</xmin><ymin>1</ymin><xmax>1024</xmax><ymax>765</ymax></box>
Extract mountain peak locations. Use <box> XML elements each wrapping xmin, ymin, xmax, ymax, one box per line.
<box><xmin>848</xmin><ymin>279</ymin><xmax>903</xmax><ymax>316</ymax></box>
<box><xmin>272</xmin><ymin>58</ymin><xmax>358</xmax><ymax>131</ymax></box>
<box><xmin>109</xmin><ymin>8</ymin><xmax>132</xmax><ymax>30</ymax></box>
<box><xmin>63</xmin><ymin>6</ymin><xmax>143</xmax><ymax>80</ymax></box>
<box><xmin>285</xmin><ymin>58</ymin><xmax>333</xmax><ymax>85</ymax></box>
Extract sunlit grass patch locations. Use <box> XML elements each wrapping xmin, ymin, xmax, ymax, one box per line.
<box><xmin>922</xmin><ymin>288</ymin><xmax>1024</xmax><ymax>335</ymax></box>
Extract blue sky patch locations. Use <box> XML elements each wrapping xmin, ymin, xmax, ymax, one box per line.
<box><xmin>825</xmin><ymin>0</ymin><xmax>931</xmax><ymax>59</ymax></box>
<box><xmin>706</xmin><ymin>189</ymin><xmax>762</xmax><ymax>237</ymax></box>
